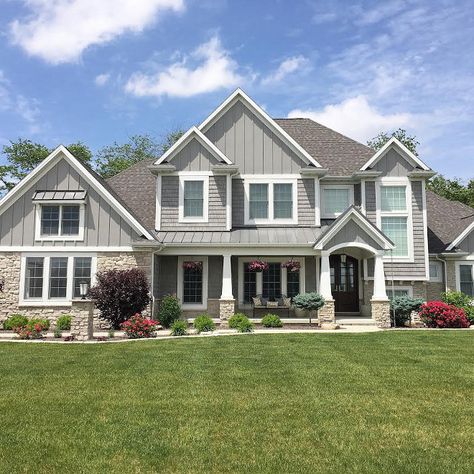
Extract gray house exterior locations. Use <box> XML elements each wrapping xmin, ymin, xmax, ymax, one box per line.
<box><xmin>1</xmin><ymin>89</ymin><xmax>474</xmax><ymax>328</ymax></box>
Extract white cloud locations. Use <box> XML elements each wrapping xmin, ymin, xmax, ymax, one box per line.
<box><xmin>288</xmin><ymin>95</ymin><xmax>414</xmax><ymax>142</ymax></box>
<box><xmin>125</xmin><ymin>36</ymin><xmax>244</xmax><ymax>98</ymax></box>
<box><xmin>261</xmin><ymin>55</ymin><xmax>309</xmax><ymax>85</ymax></box>
<box><xmin>9</xmin><ymin>0</ymin><xmax>185</xmax><ymax>64</ymax></box>
<box><xmin>95</xmin><ymin>73</ymin><xmax>111</xmax><ymax>86</ymax></box>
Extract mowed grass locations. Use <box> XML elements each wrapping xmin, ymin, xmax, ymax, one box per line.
<box><xmin>0</xmin><ymin>332</ymin><xmax>472</xmax><ymax>473</ymax></box>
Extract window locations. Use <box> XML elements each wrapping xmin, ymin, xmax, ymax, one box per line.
<box><xmin>243</xmin><ymin>265</ymin><xmax>257</xmax><ymax>303</ymax></box>
<box><xmin>177</xmin><ymin>257</ymin><xmax>208</xmax><ymax>309</ymax></box>
<box><xmin>183</xmin><ymin>263</ymin><xmax>203</xmax><ymax>304</ymax></box>
<box><xmin>387</xmin><ymin>287</ymin><xmax>412</xmax><ymax>299</ymax></box>
<box><xmin>244</xmin><ymin>179</ymin><xmax>297</xmax><ymax>224</ymax></box>
<box><xmin>21</xmin><ymin>255</ymin><xmax>95</xmax><ymax>304</ymax></box>
<box><xmin>321</xmin><ymin>186</ymin><xmax>353</xmax><ymax>218</ymax></box>
<box><xmin>459</xmin><ymin>264</ymin><xmax>474</xmax><ymax>297</ymax></box>
<box><xmin>36</xmin><ymin>204</ymin><xmax>84</xmax><ymax>240</ymax></box>
<box><xmin>286</xmin><ymin>269</ymin><xmax>300</xmax><ymax>298</ymax></box>
<box><xmin>429</xmin><ymin>261</ymin><xmax>442</xmax><ymax>282</ymax></box>
<box><xmin>179</xmin><ymin>176</ymin><xmax>209</xmax><ymax>222</ymax></box>
<box><xmin>377</xmin><ymin>180</ymin><xmax>411</xmax><ymax>259</ymax></box>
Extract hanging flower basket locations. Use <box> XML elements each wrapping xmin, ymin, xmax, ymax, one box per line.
<box><xmin>247</xmin><ymin>259</ymin><xmax>269</xmax><ymax>272</ymax></box>
<box><xmin>182</xmin><ymin>261</ymin><xmax>203</xmax><ymax>272</ymax></box>
<box><xmin>281</xmin><ymin>259</ymin><xmax>301</xmax><ymax>272</ymax></box>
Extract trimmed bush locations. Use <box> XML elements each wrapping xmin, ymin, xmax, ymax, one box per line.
<box><xmin>158</xmin><ymin>294</ymin><xmax>182</xmax><ymax>328</ymax></box>
<box><xmin>121</xmin><ymin>313</ymin><xmax>159</xmax><ymax>339</ymax></box>
<box><xmin>56</xmin><ymin>315</ymin><xmax>72</xmax><ymax>331</ymax></box>
<box><xmin>3</xmin><ymin>314</ymin><xmax>28</xmax><ymax>330</ymax></box>
<box><xmin>237</xmin><ymin>319</ymin><xmax>254</xmax><ymax>333</ymax></box>
<box><xmin>441</xmin><ymin>291</ymin><xmax>474</xmax><ymax>324</ymax></box>
<box><xmin>193</xmin><ymin>314</ymin><xmax>216</xmax><ymax>333</ymax></box>
<box><xmin>170</xmin><ymin>320</ymin><xmax>188</xmax><ymax>336</ymax></box>
<box><xmin>390</xmin><ymin>296</ymin><xmax>424</xmax><ymax>326</ymax></box>
<box><xmin>418</xmin><ymin>301</ymin><xmax>470</xmax><ymax>328</ymax></box>
<box><xmin>261</xmin><ymin>314</ymin><xmax>283</xmax><ymax>328</ymax></box>
<box><xmin>228</xmin><ymin>313</ymin><xmax>249</xmax><ymax>329</ymax></box>
<box><xmin>89</xmin><ymin>268</ymin><xmax>150</xmax><ymax>329</ymax></box>
<box><xmin>292</xmin><ymin>293</ymin><xmax>325</xmax><ymax>312</ymax></box>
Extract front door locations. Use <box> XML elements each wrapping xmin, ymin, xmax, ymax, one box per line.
<box><xmin>330</xmin><ymin>255</ymin><xmax>359</xmax><ymax>313</ymax></box>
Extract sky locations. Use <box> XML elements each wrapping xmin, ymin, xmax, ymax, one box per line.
<box><xmin>0</xmin><ymin>0</ymin><xmax>473</xmax><ymax>177</ymax></box>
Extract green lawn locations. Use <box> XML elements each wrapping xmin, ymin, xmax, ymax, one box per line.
<box><xmin>0</xmin><ymin>332</ymin><xmax>472</xmax><ymax>473</ymax></box>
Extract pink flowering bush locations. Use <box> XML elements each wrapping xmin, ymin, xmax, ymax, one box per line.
<box><xmin>121</xmin><ymin>313</ymin><xmax>160</xmax><ymax>339</ymax></box>
<box><xmin>248</xmin><ymin>259</ymin><xmax>269</xmax><ymax>272</ymax></box>
<box><xmin>418</xmin><ymin>301</ymin><xmax>470</xmax><ymax>328</ymax></box>
<box><xmin>15</xmin><ymin>322</ymin><xmax>46</xmax><ymax>339</ymax></box>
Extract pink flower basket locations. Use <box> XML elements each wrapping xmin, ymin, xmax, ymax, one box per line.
<box><xmin>182</xmin><ymin>261</ymin><xmax>203</xmax><ymax>272</ymax></box>
<box><xmin>247</xmin><ymin>259</ymin><xmax>269</xmax><ymax>272</ymax></box>
<box><xmin>281</xmin><ymin>259</ymin><xmax>301</xmax><ymax>272</ymax></box>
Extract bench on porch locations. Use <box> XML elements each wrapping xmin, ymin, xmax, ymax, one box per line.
<box><xmin>251</xmin><ymin>294</ymin><xmax>292</xmax><ymax>318</ymax></box>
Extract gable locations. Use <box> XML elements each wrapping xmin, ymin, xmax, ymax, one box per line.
<box><xmin>371</xmin><ymin>148</ymin><xmax>415</xmax><ymax>176</ymax></box>
<box><xmin>322</xmin><ymin>219</ymin><xmax>384</xmax><ymax>251</ymax></box>
<box><xmin>205</xmin><ymin>99</ymin><xmax>307</xmax><ymax>173</ymax></box>
<box><xmin>170</xmin><ymin>137</ymin><xmax>221</xmax><ymax>171</ymax></box>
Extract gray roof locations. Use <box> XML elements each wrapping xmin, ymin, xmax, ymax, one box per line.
<box><xmin>32</xmin><ymin>190</ymin><xmax>87</xmax><ymax>201</ymax></box>
<box><xmin>275</xmin><ymin>118</ymin><xmax>375</xmax><ymax>176</ymax></box>
<box><xmin>155</xmin><ymin>227</ymin><xmax>322</xmax><ymax>246</ymax></box>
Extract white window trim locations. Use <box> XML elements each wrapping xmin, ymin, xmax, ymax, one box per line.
<box><xmin>178</xmin><ymin>175</ymin><xmax>209</xmax><ymax>223</ymax></box>
<box><xmin>19</xmin><ymin>253</ymin><xmax>97</xmax><ymax>306</ymax></box>
<box><xmin>35</xmin><ymin>203</ymin><xmax>85</xmax><ymax>241</ymax></box>
<box><xmin>320</xmin><ymin>184</ymin><xmax>354</xmax><ymax>219</ymax></box>
<box><xmin>429</xmin><ymin>261</ymin><xmax>443</xmax><ymax>282</ymax></box>
<box><xmin>177</xmin><ymin>256</ymin><xmax>208</xmax><ymax>310</ymax></box>
<box><xmin>237</xmin><ymin>257</ymin><xmax>305</xmax><ymax>309</ymax></box>
<box><xmin>386</xmin><ymin>285</ymin><xmax>413</xmax><ymax>298</ymax></box>
<box><xmin>455</xmin><ymin>261</ymin><xmax>474</xmax><ymax>297</ymax></box>
<box><xmin>375</xmin><ymin>177</ymin><xmax>414</xmax><ymax>263</ymax></box>
<box><xmin>243</xmin><ymin>177</ymin><xmax>298</xmax><ymax>225</ymax></box>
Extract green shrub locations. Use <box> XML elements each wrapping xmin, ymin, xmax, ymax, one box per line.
<box><xmin>54</xmin><ymin>328</ymin><xmax>62</xmax><ymax>338</ymax></box>
<box><xmin>261</xmin><ymin>314</ymin><xmax>283</xmax><ymax>328</ymax></box>
<box><xmin>27</xmin><ymin>318</ymin><xmax>50</xmax><ymax>331</ymax></box>
<box><xmin>158</xmin><ymin>294</ymin><xmax>182</xmax><ymax>328</ymax></box>
<box><xmin>228</xmin><ymin>313</ymin><xmax>249</xmax><ymax>329</ymax></box>
<box><xmin>441</xmin><ymin>291</ymin><xmax>474</xmax><ymax>324</ymax></box>
<box><xmin>292</xmin><ymin>293</ymin><xmax>325</xmax><ymax>312</ymax></box>
<box><xmin>390</xmin><ymin>296</ymin><xmax>424</xmax><ymax>326</ymax></box>
<box><xmin>108</xmin><ymin>329</ymin><xmax>115</xmax><ymax>339</ymax></box>
<box><xmin>56</xmin><ymin>315</ymin><xmax>72</xmax><ymax>330</ymax></box>
<box><xmin>237</xmin><ymin>319</ymin><xmax>254</xmax><ymax>333</ymax></box>
<box><xmin>171</xmin><ymin>320</ymin><xmax>188</xmax><ymax>336</ymax></box>
<box><xmin>193</xmin><ymin>314</ymin><xmax>216</xmax><ymax>333</ymax></box>
<box><xmin>3</xmin><ymin>314</ymin><xmax>28</xmax><ymax>330</ymax></box>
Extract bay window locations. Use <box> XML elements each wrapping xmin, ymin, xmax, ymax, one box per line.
<box><xmin>179</xmin><ymin>176</ymin><xmax>209</xmax><ymax>222</ymax></box>
<box><xmin>321</xmin><ymin>185</ymin><xmax>353</xmax><ymax>218</ymax></box>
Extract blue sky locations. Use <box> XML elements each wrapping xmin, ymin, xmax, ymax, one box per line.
<box><xmin>1</xmin><ymin>0</ymin><xmax>473</xmax><ymax>177</ymax></box>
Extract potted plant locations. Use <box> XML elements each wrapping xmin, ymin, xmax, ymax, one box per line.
<box><xmin>247</xmin><ymin>259</ymin><xmax>269</xmax><ymax>272</ymax></box>
<box><xmin>281</xmin><ymin>259</ymin><xmax>300</xmax><ymax>272</ymax></box>
<box><xmin>182</xmin><ymin>261</ymin><xmax>203</xmax><ymax>272</ymax></box>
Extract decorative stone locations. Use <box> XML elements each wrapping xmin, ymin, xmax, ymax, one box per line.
<box><xmin>219</xmin><ymin>299</ymin><xmax>235</xmax><ymax>327</ymax></box>
<box><xmin>318</xmin><ymin>299</ymin><xmax>335</xmax><ymax>325</ymax></box>
<box><xmin>70</xmin><ymin>300</ymin><xmax>94</xmax><ymax>340</ymax></box>
<box><xmin>371</xmin><ymin>299</ymin><xmax>391</xmax><ymax>328</ymax></box>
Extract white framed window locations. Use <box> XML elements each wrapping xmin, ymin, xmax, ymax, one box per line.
<box><xmin>320</xmin><ymin>185</ymin><xmax>354</xmax><ymax>218</ymax></box>
<box><xmin>244</xmin><ymin>177</ymin><xmax>297</xmax><ymax>225</ymax></box>
<box><xmin>237</xmin><ymin>257</ymin><xmax>305</xmax><ymax>307</ymax></box>
<box><xmin>429</xmin><ymin>261</ymin><xmax>443</xmax><ymax>282</ymax></box>
<box><xmin>376</xmin><ymin>178</ymin><xmax>413</xmax><ymax>261</ymax></box>
<box><xmin>455</xmin><ymin>262</ymin><xmax>474</xmax><ymax>297</ymax></box>
<box><xmin>35</xmin><ymin>203</ymin><xmax>85</xmax><ymax>241</ymax></box>
<box><xmin>177</xmin><ymin>256</ymin><xmax>208</xmax><ymax>310</ymax></box>
<box><xmin>386</xmin><ymin>286</ymin><xmax>413</xmax><ymax>299</ymax></box>
<box><xmin>19</xmin><ymin>254</ymin><xmax>96</xmax><ymax>306</ymax></box>
<box><xmin>178</xmin><ymin>175</ymin><xmax>209</xmax><ymax>223</ymax></box>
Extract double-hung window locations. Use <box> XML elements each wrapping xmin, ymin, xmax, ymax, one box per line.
<box><xmin>458</xmin><ymin>263</ymin><xmax>474</xmax><ymax>297</ymax></box>
<box><xmin>36</xmin><ymin>204</ymin><xmax>84</xmax><ymax>240</ymax></box>
<box><xmin>429</xmin><ymin>261</ymin><xmax>443</xmax><ymax>282</ymax></box>
<box><xmin>179</xmin><ymin>176</ymin><xmax>209</xmax><ymax>222</ymax></box>
<box><xmin>320</xmin><ymin>185</ymin><xmax>353</xmax><ymax>218</ymax></box>
<box><xmin>377</xmin><ymin>180</ymin><xmax>411</xmax><ymax>260</ymax></box>
<box><xmin>22</xmin><ymin>255</ymin><xmax>95</xmax><ymax>304</ymax></box>
<box><xmin>245</xmin><ymin>178</ymin><xmax>297</xmax><ymax>224</ymax></box>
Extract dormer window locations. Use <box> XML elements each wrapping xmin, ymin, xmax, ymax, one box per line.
<box><xmin>178</xmin><ymin>174</ymin><xmax>209</xmax><ymax>223</ymax></box>
<box><xmin>320</xmin><ymin>185</ymin><xmax>354</xmax><ymax>218</ymax></box>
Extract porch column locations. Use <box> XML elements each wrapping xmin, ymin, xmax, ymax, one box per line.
<box><xmin>219</xmin><ymin>253</ymin><xmax>235</xmax><ymax>326</ymax></box>
<box><xmin>371</xmin><ymin>251</ymin><xmax>391</xmax><ymax>328</ymax></box>
<box><xmin>318</xmin><ymin>251</ymin><xmax>336</xmax><ymax>327</ymax></box>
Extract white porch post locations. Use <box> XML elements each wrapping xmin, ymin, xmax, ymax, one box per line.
<box><xmin>372</xmin><ymin>252</ymin><xmax>388</xmax><ymax>300</ymax></box>
<box><xmin>319</xmin><ymin>251</ymin><xmax>333</xmax><ymax>300</ymax></box>
<box><xmin>220</xmin><ymin>253</ymin><xmax>233</xmax><ymax>300</ymax></box>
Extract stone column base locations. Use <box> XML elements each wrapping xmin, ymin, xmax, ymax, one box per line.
<box><xmin>219</xmin><ymin>299</ymin><xmax>235</xmax><ymax>327</ymax></box>
<box><xmin>318</xmin><ymin>299</ymin><xmax>336</xmax><ymax>328</ymax></box>
<box><xmin>70</xmin><ymin>300</ymin><xmax>94</xmax><ymax>340</ymax></box>
<box><xmin>371</xmin><ymin>299</ymin><xmax>391</xmax><ymax>328</ymax></box>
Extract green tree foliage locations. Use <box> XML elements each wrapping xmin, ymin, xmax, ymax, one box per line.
<box><xmin>427</xmin><ymin>175</ymin><xmax>474</xmax><ymax>208</ymax></box>
<box><xmin>367</xmin><ymin>128</ymin><xmax>420</xmax><ymax>156</ymax></box>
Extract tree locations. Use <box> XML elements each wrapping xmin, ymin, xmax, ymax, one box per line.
<box><xmin>427</xmin><ymin>175</ymin><xmax>474</xmax><ymax>208</ymax></box>
<box><xmin>0</xmin><ymin>139</ymin><xmax>92</xmax><ymax>193</ymax></box>
<box><xmin>292</xmin><ymin>292</ymin><xmax>325</xmax><ymax>324</ymax></box>
<box><xmin>367</xmin><ymin>128</ymin><xmax>420</xmax><ymax>156</ymax></box>
<box><xmin>95</xmin><ymin>130</ymin><xmax>184</xmax><ymax>179</ymax></box>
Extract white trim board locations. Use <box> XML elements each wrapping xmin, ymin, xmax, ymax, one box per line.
<box><xmin>176</xmin><ymin>256</ymin><xmax>209</xmax><ymax>311</ymax></box>
<box><xmin>447</xmin><ymin>221</ymin><xmax>474</xmax><ymax>251</ymax></box>
<box><xmin>198</xmin><ymin>88</ymin><xmax>321</xmax><ymax>168</ymax></box>
<box><xmin>0</xmin><ymin>145</ymin><xmax>154</xmax><ymax>240</ymax></box>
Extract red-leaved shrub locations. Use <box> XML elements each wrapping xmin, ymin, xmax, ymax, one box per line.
<box><xmin>418</xmin><ymin>301</ymin><xmax>470</xmax><ymax>328</ymax></box>
<box><xmin>121</xmin><ymin>314</ymin><xmax>160</xmax><ymax>339</ymax></box>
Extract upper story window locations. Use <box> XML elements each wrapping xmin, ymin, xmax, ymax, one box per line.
<box><xmin>244</xmin><ymin>178</ymin><xmax>297</xmax><ymax>225</ymax></box>
<box><xmin>320</xmin><ymin>185</ymin><xmax>354</xmax><ymax>218</ymax></box>
<box><xmin>178</xmin><ymin>175</ymin><xmax>209</xmax><ymax>223</ymax></box>
<box><xmin>35</xmin><ymin>204</ymin><xmax>85</xmax><ymax>241</ymax></box>
<box><xmin>376</xmin><ymin>179</ymin><xmax>412</xmax><ymax>260</ymax></box>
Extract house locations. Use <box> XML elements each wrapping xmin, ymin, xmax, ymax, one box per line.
<box><xmin>1</xmin><ymin>88</ymin><xmax>474</xmax><ymax>328</ymax></box>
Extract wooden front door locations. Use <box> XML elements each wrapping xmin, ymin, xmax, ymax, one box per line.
<box><xmin>330</xmin><ymin>255</ymin><xmax>359</xmax><ymax>313</ymax></box>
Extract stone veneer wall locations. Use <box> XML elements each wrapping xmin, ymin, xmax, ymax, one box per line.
<box><xmin>446</xmin><ymin>260</ymin><xmax>457</xmax><ymax>292</ymax></box>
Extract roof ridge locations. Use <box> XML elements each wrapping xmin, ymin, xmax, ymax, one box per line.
<box><xmin>106</xmin><ymin>157</ymin><xmax>155</xmax><ymax>183</ymax></box>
